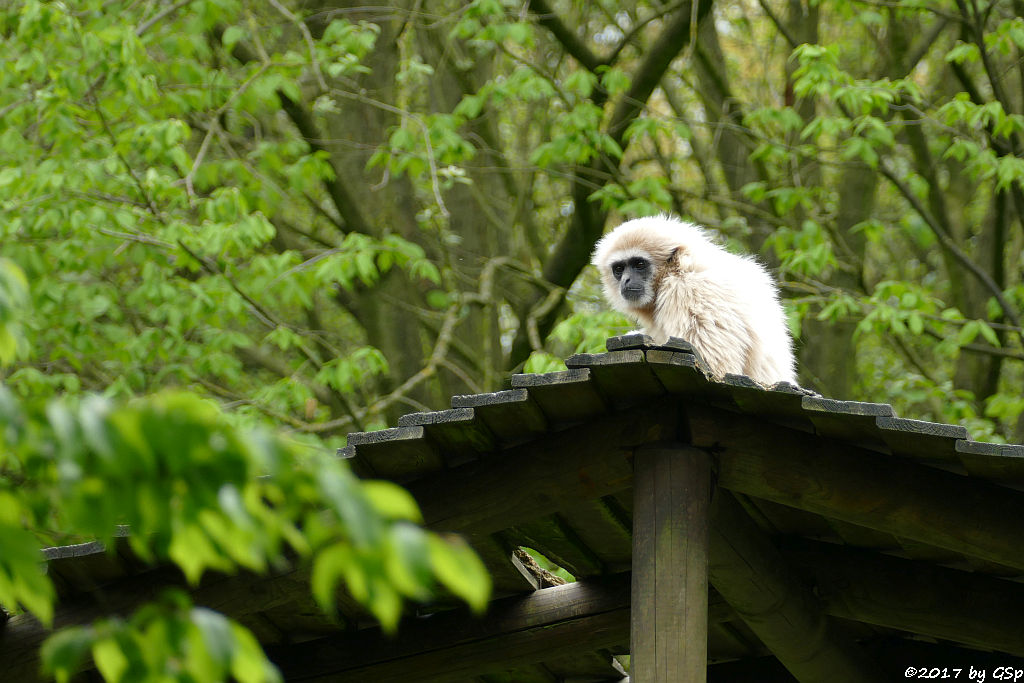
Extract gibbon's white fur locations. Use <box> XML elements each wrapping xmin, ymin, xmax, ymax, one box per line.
<box><xmin>592</xmin><ymin>215</ymin><xmax>797</xmax><ymax>385</ymax></box>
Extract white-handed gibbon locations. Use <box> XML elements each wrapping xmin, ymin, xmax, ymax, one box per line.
<box><xmin>592</xmin><ymin>215</ymin><xmax>797</xmax><ymax>385</ymax></box>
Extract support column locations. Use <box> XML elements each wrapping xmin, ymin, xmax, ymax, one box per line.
<box><xmin>631</xmin><ymin>444</ymin><xmax>710</xmax><ymax>682</ymax></box>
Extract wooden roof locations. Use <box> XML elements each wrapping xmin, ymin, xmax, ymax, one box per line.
<box><xmin>6</xmin><ymin>334</ymin><xmax>1024</xmax><ymax>681</ymax></box>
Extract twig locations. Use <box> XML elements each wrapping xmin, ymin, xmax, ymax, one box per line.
<box><xmin>877</xmin><ymin>160</ymin><xmax>1023</xmax><ymax>341</ymax></box>
<box><xmin>331</xmin><ymin>88</ymin><xmax>450</xmax><ymax>218</ymax></box>
<box><xmin>267</xmin><ymin>0</ymin><xmax>328</xmax><ymax>93</ymax></box>
<box><xmin>526</xmin><ymin>0</ymin><xmax>604</xmax><ymax>71</ymax></box>
<box><xmin>135</xmin><ymin>0</ymin><xmax>192</xmax><ymax>37</ymax></box>
<box><xmin>526</xmin><ymin>286</ymin><xmax>566</xmax><ymax>351</ymax></box>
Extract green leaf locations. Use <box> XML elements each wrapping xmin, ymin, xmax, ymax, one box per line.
<box><xmin>92</xmin><ymin>636</ymin><xmax>129</xmax><ymax>682</ymax></box>
<box><xmin>311</xmin><ymin>542</ymin><xmax>352</xmax><ymax>614</ymax></box>
<box><xmin>564</xmin><ymin>70</ymin><xmax>597</xmax><ymax>98</ymax></box>
<box><xmin>41</xmin><ymin>626</ymin><xmax>95</xmax><ymax>683</ymax></box>
<box><xmin>191</xmin><ymin>607</ymin><xmax>235</xmax><ymax>669</ymax></box>
<box><xmin>362</xmin><ymin>480</ymin><xmax>423</xmax><ymax>521</ymax></box>
<box><xmin>428</xmin><ymin>534</ymin><xmax>490</xmax><ymax>613</ymax></box>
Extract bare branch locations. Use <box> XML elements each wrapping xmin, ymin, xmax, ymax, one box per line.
<box><xmin>608</xmin><ymin>0</ymin><xmax>714</xmax><ymax>145</ymax></box>
<box><xmin>267</xmin><ymin>0</ymin><xmax>329</xmax><ymax>93</ymax></box>
<box><xmin>135</xmin><ymin>0</ymin><xmax>191</xmax><ymax>37</ymax></box>
<box><xmin>607</xmin><ymin>1</ymin><xmax>691</xmax><ymax>65</ymax></box>
<box><xmin>757</xmin><ymin>0</ymin><xmax>799</xmax><ymax>48</ymax></box>
<box><xmin>217</xmin><ymin>26</ymin><xmax>373</xmax><ymax>235</ymax></box>
<box><xmin>330</xmin><ymin>88</ymin><xmax>450</xmax><ymax>218</ymax></box>
<box><xmin>877</xmin><ymin>160</ymin><xmax>1023</xmax><ymax>342</ymax></box>
<box><xmin>526</xmin><ymin>0</ymin><xmax>604</xmax><ymax>72</ymax></box>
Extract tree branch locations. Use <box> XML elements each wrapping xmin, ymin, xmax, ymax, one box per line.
<box><xmin>607</xmin><ymin>0</ymin><xmax>714</xmax><ymax>145</ymax></box>
<box><xmin>877</xmin><ymin>160</ymin><xmax>1023</xmax><ymax>341</ymax></box>
<box><xmin>526</xmin><ymin>0</ymin><xmax>604</xmax><ymax>72</ymax></box>
<box><xmin>215</xmin><ymin>26</ymin><xmax>373</xmax><ymax>236</ymax></box>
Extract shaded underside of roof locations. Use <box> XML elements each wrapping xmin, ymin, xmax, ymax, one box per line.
<box><xmin>6</xmin><ymin>334</ymin><xmax>1024</xmax><ymax>681</ymax></box>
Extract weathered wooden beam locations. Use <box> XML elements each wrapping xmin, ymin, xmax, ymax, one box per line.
<box><xmin>708</xmin><ymin>492</ymin><xmax>880</xmax><ymax>683</ymax></box>
<box><xmin>687</xmin><ymin>403</ymin><xmax>1024</xmax><ymax>571</ymax></box>
<box><xmin>408</xmin><ymin>401</ymin><xmax>678</xmax><ymax>535</ymax></box>
<box><xmin>631</xmin><ymin>444</ymin><xmax>710</xmax><ymax>683</ymax></box>
<box><xmin>785</xmin><ymin>538</ymin><xmax>1024</xmax><ymax>656</ymax></box>
<box><xmin>267</xmin><ymin>575</ymin><xmax>632</xmax><ymax>682</ymax></box>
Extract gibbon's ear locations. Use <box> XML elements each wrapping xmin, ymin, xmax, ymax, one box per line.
<box><xmin>668</xmin><ymin>246</ymin><xmax>679</xmax><ymax>263</ymax></box>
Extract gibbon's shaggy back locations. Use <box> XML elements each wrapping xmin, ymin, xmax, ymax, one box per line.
<box><xmin>592</xmin><ymin>215</ymin><xmax>797</xmax><ymax>385</ymax></box>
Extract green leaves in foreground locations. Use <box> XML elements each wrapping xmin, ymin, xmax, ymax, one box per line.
<box><xmin>42</xmin><ymin>592</ymin><xmax>280</xmax><ymax>683</ymax></box>
<box><xmin>0</xmin><ymin>388</ymin><xmax>490</xmax><ymax>679</ymax></box>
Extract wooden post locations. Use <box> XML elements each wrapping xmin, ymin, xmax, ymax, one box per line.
<box><xmin>631</xmin><ymin>444</ymin><xmax>710</xmax><ymax>682</ymax></box>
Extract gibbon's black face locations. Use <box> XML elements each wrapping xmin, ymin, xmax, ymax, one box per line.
<box><xmin>611</xmin><ymin>255</ymin><xmax>652</xmax><ymax>305</ymax></box>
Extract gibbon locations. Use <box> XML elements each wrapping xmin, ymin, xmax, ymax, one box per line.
<box><xmin>592</xmin><ymin>215</ymin><xmax>797</xmax><ymax>385</ymax></box>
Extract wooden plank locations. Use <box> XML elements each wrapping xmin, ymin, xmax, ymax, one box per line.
<box><xmin>397</xmin><ymin>408</ymin><xmax>498</xmax><ymax>466</ymax></box>
<box><xmin>800</xmin><ymin>396</ymin><xmax>894</xmax><ymax>450</ymax></box>
<box><xmin>687</xmin><ymin>403</ymin><xmax>1024</xmax><ymax>571</ymax></box>
<box><xmin>605</xmin><ymin>334</ymin><xmax>698</xmax><ymax>355</ymax></box>
<box><xmin>784</xmin><ymin>539</ymin><xmax>1024</xmax><ymax>656</ymax></box>
<box><xmin>510</xmin><ymin>368</ymin><xmax>607</xmax><ymax>424</ymax></box>
<box><xmin>343</xmin><ymin>426</ymin><xmax>444</xmax><ymax>481</ymax></box>
<box><xmin>631</xmin><ymin>444</ymin><xmax>710</xmax><ymax>683</ymax></box>
<box><xmin>557</xmin><ymin>496</ymin><xmax>634</xmax><ymax>574</ymax></box>
<box><xmin>565</xmin><ymin>350</ymin><xmax>667</xmax><ymax>406</ymax></box>
<box><xmin>644</xmin><ymin>349</ymin><xmax>717</xmax><ymax>397</ymax></box>
<box><xmin>267</xmin><ymin>576</ymin><xmax>632</xmax><ymax>682</ymax></box>
<box><xmin>450</xmin><ymin>389</ymin><xmax>548</xmax><ymax>445</ymax></box>
<box><xmin>721</xmin><ymin>380</ymin><xmax>816</xmax><ymax>430</ymax></box>
<box><xmin>708</xmin><ymin>492</ymin><xmax>880</xmax><ymax>683</ymax></box>
<box><xmin>875</xmin><ymin>416</ymin><xmax>968</xmax><ymax>465</ymax></box>
<box><xmin>955</xmin><ymin>440</ymin><xmax>1024</xmax><ymax>482</ymax></box>
<box><xmin>606</xmin><ymin>333</ymin><xmax>655</xmax><ymax>350</ymax></box>
<box><xmin>408</xmin><ymin>401</ymin><xmax>678</xmax><ymax>536</ymax></box>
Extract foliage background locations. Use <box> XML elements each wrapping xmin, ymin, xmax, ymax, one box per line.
<box><xmin>6</xmin><ymin>0</ymin><xmax>1024</xmax><ymax>443</ymax></box>
<box><xmin>3</xmin><ymin>0</ymin><xmax>1024</xmax><ymax>677</ymax></box>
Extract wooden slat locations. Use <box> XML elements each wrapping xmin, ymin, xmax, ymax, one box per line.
<box><xmin>724</xmin><ymin>380</ymin><xmax>816</xmax><ymax>430</ymax></box>
<box><xmin>510</xmin><ymin>369</ymin><xmax>607</xmax><ymax>424</ymax></box>
<box><xmin>875</xmin><ymin>416</ymin><xmax>968</xmax><ymax>465</ymax></box>
<box><xmin>565</xmin><ymin>349</ymin><xmax>666</xmax><ymax>406</ymax></box>
<box><xmin>631</xmin><ymin>444</ymin><xmax>710</xmax><ymax>683</ymax></box>
<box><xmin>397</xmin><ymin>408</ymin><xmax>498</xmax><ymax>466</ymax></box>
<box><xmin>800</xmin><ymin>396</ymin><xmax>894</xmax><ymax>450</ymax></box>
<box><xmin>606</xmin><ymin>334</ymin><xmax>698</xmax><ymax>355</ymax></box>
<box><xmin>605</xmin><ymin>333</ymin><xmax>655</xmax><ymax>350</ymax></box>
<box><xmin>343</xmin><ymin>426</ymin><xmax>443</xmax><ymax>481</ymax></box>
<box><xmin>956</xmin><ymin>440</ymin><xmax>1024</xmax><ymax>482</ymax></box>
<box><xmin>557</xmin><ymin>497</ymin><xmax>634</xmax><ymax>573</ymax></box>
<box><xmin>644</xmin><ymin>349</ymin><xmax>716</xmax><ymax>397</ymax></box>
<box><xmin>451</xmin><ymin>390</ymin><xmax>548</xmax><ymax>445</ymax></box>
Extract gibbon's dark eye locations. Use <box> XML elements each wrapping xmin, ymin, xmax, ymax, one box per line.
<box><xmin>611</xmin><ymin>262</ymin><xmax>625</xmax><ymax>279</ymax></box>
<box><xmin>629</xmin><ymin>257</ymin><xmax>648</xmax><ymax>271</ymax></box>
